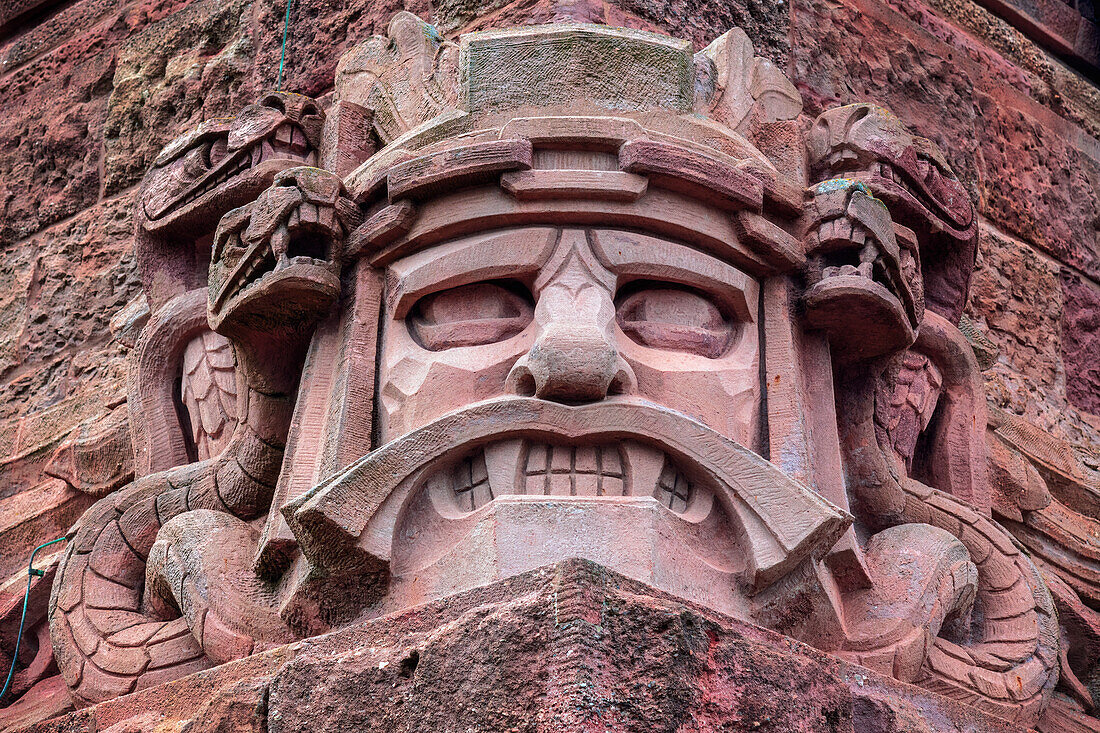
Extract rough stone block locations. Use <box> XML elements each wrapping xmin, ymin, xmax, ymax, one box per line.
<box><xmin>26</xmin><ymin>561</ymin><xmax>1031</xmax><ymax>733</ymax></box>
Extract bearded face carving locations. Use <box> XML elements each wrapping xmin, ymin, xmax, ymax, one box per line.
<box><xmin>39</xmin><ymin>14</ymin><xmax>1097</xmax><ymax>730</ymax></box>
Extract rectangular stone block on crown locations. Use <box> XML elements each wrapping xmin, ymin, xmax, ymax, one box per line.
<box><xmin>459</xmin><ymin>24</ymin><xmax>696</xmax><ymax>116</ymax></box>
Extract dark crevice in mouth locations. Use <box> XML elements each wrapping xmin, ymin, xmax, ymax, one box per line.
<box><xmin>656</xmin><ymin>460</ymin><xmax>693</xmax><ymax>513</ymax></box>
<box><xmin>809</xmin><ymin>219</ymin><xmax>908</xmax><ymax>309</ymax></box>
<box><xmin>452</xmin><ymin>453</ymin><xmax>492</xmax><ymax>512</ymax></box>
<box><xmin>219</xmin><ymin>245</ymin><xmax>278</xmax><ymax>308</ymax></box>
<box><xmin>286</xmin><ymin>231</ymin><xmax>330</xmax><ymax>261</ymax></box>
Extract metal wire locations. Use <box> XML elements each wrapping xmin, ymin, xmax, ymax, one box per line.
<box><xmin>0</xmin><ymin>537</ymin><xmax>67</xmax><ymax>704</ymax></box>
<box><xmin>276</xmin><ymin>0</ymin><xmax>293</xmax><ymax>91</ymax></box>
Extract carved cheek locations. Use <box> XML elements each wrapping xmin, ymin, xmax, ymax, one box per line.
<box><xmin>616</xmin><ymin>283</ymin><xmax>761</xmax><ymax>444</ymax></box>
<box><xmin>377</xmin><ymin>314</ymin><xmax>534</xmax><ymax>443</ymax></box>
<box><xmin>617</xmin><ymin>319</ymin><xmax>760</xmax><ymax>449</ymax></box>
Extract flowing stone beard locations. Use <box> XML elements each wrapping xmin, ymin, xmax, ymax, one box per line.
<box><xmin>285</xmin><ymin>396</ymin><xmax>849</xmax><ymax>619</ymax></box>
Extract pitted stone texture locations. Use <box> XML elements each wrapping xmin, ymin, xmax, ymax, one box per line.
<box><xmin>0</xmin><ymin>0</ymin><xmax>204</xmax><ymax>246</ymax></box>
<box><xmin>1</xmin><ymin>194</ymin><xmax>140</xmax><ymax>401</ymax></box>
<box><xmin>0</xmin><ymin>193</ymin><xmax>139</xmax><ymax>499</ymax></box>
<box><xmin>0</xmin><ymin>23</ymin><xmax>110</xmax><ymax>246</ymax></box>
<box><xmin>968</xmin><ymin>226</ymin><xmax>1100</xmax><ymax>451</ymax></box>
<box><xmin>250</xmin><ymin>0</ymin><xmax>418</xmax><ymax>99</ymax></box>
<box><xmin>102</xmin><ymin>0</ymin><xmax>258</xmax><ymax>196</ymax></box>
<box><xmin>975</xmin><ymin>96</ymin><xmax>1100</xmax><ymax>282</ymax></box>
<box><xmin>968</xmin><ymin>226</ymin><xmax>1063</xmax><ymax>396</ymax></box>
<box><xmin>25</xmin><ymin>562</ymin><xmax>1031</xmax><ymax>733</ymax></box>
<box><xmin>792</xmin><ymin>0</ymin><xmax>1100</xmax><ymax>283</ymax></box>
<box><xmin>878</xmin><ymin>0</ymin><xmax>1100</xmax><ymax>142</ymax></box>
<box><xmin>1061</xmin><ymin>271</ymin><xmax>1100</xmax><ymax>417</ymax></box>
<box><xmin>791</xmin><ymin>0</ymin><xmax>982</xmax><ymax>200</ymax></box>
<box><xmin>442</xmin><ymin>0</ymin><xmax>789</xmax><ymax>60</ymax></box>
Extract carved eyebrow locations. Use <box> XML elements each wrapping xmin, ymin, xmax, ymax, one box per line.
<box><xmin>387</xmin><ymin>228</ymin><xmax>559</xmax><ymax>317</ymax></box>
<box><xmin>588</xmin><ymin>229</ymin><xmax>756</xmax><ymax>322</ymax></box>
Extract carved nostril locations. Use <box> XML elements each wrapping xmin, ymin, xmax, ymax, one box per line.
<box><xmin>608</xmin><ymin>361</ymin><xmax>637</xmax><ymax>397</ymax></box>
<box><xmin>506</xmin><ymin>359</ymin><xmax>537</xmax><ymax>397</ymax></box>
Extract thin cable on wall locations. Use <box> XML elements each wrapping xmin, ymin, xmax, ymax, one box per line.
<box><xmin>0</xmin><ymin>537</ymin><xmax>67</xmax><ymax>704</ymax></box>
<box><xmin>276</xmin><ymin>0</ymin><xmax>293</xmax><ymax>91</ymax></box>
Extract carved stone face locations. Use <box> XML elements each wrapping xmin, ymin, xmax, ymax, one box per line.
<box><xmin>378</xmin><ymin>226</ymin><xmax>760</xmax><ymax>446</ymax></box>
<box><xmin>366</xmin><ymin>224</ymin><xmax>766</xmax><ymax>611</ymax></box>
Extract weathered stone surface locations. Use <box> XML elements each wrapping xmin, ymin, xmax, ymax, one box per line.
<box><xmin>26</xmin><ymin>562</ymin><xmax>1029</xmax><ymax>733</ymax></box>
<box><xmin>0</xmin><ymin>36</ymin><xmax>108</xmax><ymax>247</ymax></box>
<box><xmin>0</xmin><ymin>1</ymin><xmax>1097</xmax><ymax>730</ymax></box>
<box><xmin>1</xmin><ymin>0</ymin><xmax>117</xmax><ymax>73</ymax></box>
<box><xmin>0</xmin><ymin>192</ymin><xmax>139</xmax><ymax>500</ymax></box>
<box><xmin>0</xmin><ymin>480</ymin><xmax>91</xmax><ymax>580</ymax></box>
<box><xmin>969</xmin><ymin>225</ymin><xmax>1063</xmax><ymax>397</ymax></box>
<box><xmin>791</xmin><ymin>0</ymin><xmax>982</xmax><ymax>197</ymax></box>
<box><xmin>975</xmin><ymin>95</ymin><xmax>1100</xmax><ymax>281</ymax></box>
<box><xmin>442</xmin><ymin>0</ymin><xmax>789</xmax><ymax>59</ymax></box>
<box><xmin>102</xmin><ymin>0</ymin><xmax>258</xmax><ymax>196</ymax></box>
<box><xmin>967</xmin><ymin>224</ymin><xmax>1100</xmax><ymax>451</ymax></box>
<box><xmin>249</xmin><ymin>0</ymin><xmax>418</xmax><ymax>98</ymax></box>
<box><xmin>882</xmin><ymin>0</ymin><xmax>1100</xmax><ymax>140</ymax></box>
<box><xmin>1061</xmin><ymin>270</ymin><xmax>1100</xmax><ymax>416</ymax></box>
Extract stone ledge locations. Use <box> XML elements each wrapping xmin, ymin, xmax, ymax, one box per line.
<box><xmin>23</xmin><ymin>560</ymin><xmax>1027</xmax><ymax>732</ymax></box>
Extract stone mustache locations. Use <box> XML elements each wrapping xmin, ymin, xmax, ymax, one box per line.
<box><xmin>43</xmin><ymin>15</ymin><xmax>1097</xmax><ymax>728</ymax></box>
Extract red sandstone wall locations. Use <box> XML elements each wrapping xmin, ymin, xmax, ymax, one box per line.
<box><xmin>0</xmin><ymin>0</ymin><xmax>1096</xmax><ymax>579</ymax></box>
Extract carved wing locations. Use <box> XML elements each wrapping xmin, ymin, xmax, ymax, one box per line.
<box><xmin>180</xmin><ymin>331</ymin><xmax>238</xmax><ymax>461</ymax></box>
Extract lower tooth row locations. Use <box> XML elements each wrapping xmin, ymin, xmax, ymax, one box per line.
<box><xmin>449</xmin><ymin>440</ymin><xmax>691</xmax><ymax>512</ymax></box>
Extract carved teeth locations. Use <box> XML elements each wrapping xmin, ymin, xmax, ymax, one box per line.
<box><xmin>447</xmin><ymin>439</ymin><xmax>698</xmax><ymax>513</ymax></box>
<box><xmin>523</xmin><ymin>443</ymin><xmax>626</xmax><ymax>496</ymax></box>
<box><xmin>622</xmin><ymin>441</ymin><xmax>664</xmax><ymax>499</ymax></box>
<box><xmin>451</xmin><ymin>452</ymin><xmax>492</xmax><ymax>512</ymax></box>
<box><xmin>484</xmin><ymin>439</ymin><xmax>523</xmax><ymax>497</ymax></box>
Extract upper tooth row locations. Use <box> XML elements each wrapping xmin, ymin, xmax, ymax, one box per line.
<box><xmin>448</xmin><ymin>440</ymin><xmax>693</xmax><ymax>512</ymax></box>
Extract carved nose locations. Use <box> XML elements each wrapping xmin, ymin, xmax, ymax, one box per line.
<box><xmin>507</xmin><ymin>323</ymin><xmax>636</xmax><ymax>403</ymax></box>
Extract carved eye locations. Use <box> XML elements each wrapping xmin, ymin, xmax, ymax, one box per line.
<box><xmin>408</xmin><ymin>281</ymin><xmax>534</xmax><ymax>350</ymax></box>
<box><xmin>198</xmin><ymin>137</ymin><xmax>228</xmax><ymax>168</ymax></box>
<box><xmin>183</xmin><ymin>146</ymin><xmax>210</xmax><ymax>177</ymax></box>
<box><xmin>615</xmin><ymin>283</ymin><xmax>735</xmax><ymax>358</ymax></box>
<box><xmin>261</xmin><ymin>94</ymin><xmax>287</xmax><ymax>114</ymax></box>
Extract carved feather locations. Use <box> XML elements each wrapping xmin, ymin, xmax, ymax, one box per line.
<box><xmin>180</xmin><ymin>331</ymin><xmax>238</xmax><ymax>461</ymax></box>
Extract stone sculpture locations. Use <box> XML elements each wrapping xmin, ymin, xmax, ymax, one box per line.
<box><xmin>9</xmin><ymin>13</ymin><xmax>1096</xmax><ymax>730</ymax></box>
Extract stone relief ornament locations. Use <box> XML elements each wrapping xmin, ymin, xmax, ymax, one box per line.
<box><xmin>30</xmin><ymin>12</ymin><xmax>1100</xmax><ymax>728</ymax></box>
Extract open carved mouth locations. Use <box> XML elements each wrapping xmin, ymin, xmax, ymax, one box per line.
<box><xmin>438</xmin><ymin>439</ymin><xmax>699</xmax><ymax>515</ymax></box>
<box><xmin>807</xmin><ymin>213</ymin><xmax>917</xmax><ymax>324</ymax></box>
<box><xmin>802</xmin><ymin>184</ymin><xmax>921</xmax><ymax>357</ymax></box>
<box><xmin>284</xmin><ymin>397</ymin><xmax>850</xmax><ymax>595</ymax></box>
<box><xmin>144</xmin><ymin>122</ymin><xmax>317</xmax><ymax>223</ymax></box>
